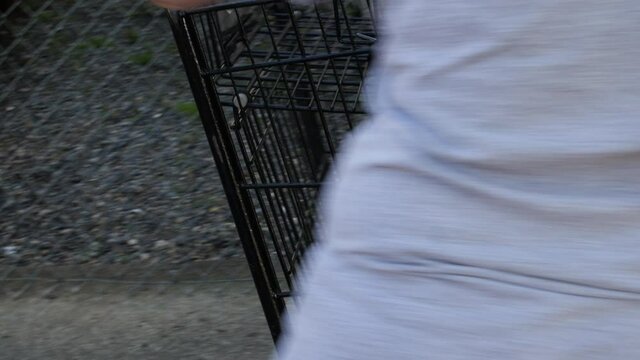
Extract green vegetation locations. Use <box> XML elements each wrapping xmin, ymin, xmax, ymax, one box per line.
<box><xmin>123</xmin><ymin>28</ymin><xmax>140</xmax><ymax>45</ymax></box>
<box><xmin>36</xmin><ymin>10</ymin><xmax>57</xmax><ymax>23</ymax></box>
<box><xmin>87</xmin><ymin>35</ymin><xmax>111</xmax><ymax>49</ymax></box>
<box><xmin>175</xmin><ymin>101</ymin><xmax>199</xmax><ymax>117</ymax></box>
<box><xmin>128</xmin><ymin>49</ymin><xmax>154</xmax><ymax>66</ymax></box>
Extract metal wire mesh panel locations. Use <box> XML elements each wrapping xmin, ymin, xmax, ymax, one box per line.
<box><xmin>169</xmin><ymin>0</ymin><xmax>374</xmax><ymax>340</ymax></box>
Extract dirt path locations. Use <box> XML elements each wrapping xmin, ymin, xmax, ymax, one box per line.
<box><xmin>0</xmin><ymin>258</ymin><xmax>273</xmax><ymax>360</ymax></box>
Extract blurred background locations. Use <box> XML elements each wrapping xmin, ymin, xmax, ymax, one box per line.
<box><xmin>0</xmin><ymin>0</ymin><xmax>273</xmax><ymax>358</ymax></box>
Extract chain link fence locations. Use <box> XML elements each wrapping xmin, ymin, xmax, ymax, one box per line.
<box><xmin>1</xmin><ymin>1</ymin><xmax>272</xmax><ymax>358</ymax></box>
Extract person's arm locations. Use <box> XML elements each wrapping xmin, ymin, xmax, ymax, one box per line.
<box><xmin>150</xmin><ymin>0</ymin><xmax>219</xmax><ymax>10</ymax></box>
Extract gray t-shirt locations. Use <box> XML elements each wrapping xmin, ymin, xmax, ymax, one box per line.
<box><xmin>279</xmin><ymin>1</ymin><xmax>640</xmax><ymax>358</ymax></box>
<box><xmin>354</xmin><ymin>0</ymin><xmax>640</xmax><ymax>297</ymax></box>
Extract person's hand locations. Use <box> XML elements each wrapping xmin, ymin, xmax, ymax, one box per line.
<box><xmin>150</xmin><ymin>0</ymin><xmax>219</xmax><ymax>10</ymax></box>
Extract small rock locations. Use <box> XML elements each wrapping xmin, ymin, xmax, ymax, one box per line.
<box><xmin>174</xmin><ymin>238</ymin><xmax>188</xmax><ymax>247</ymax></box>
<box><xmin>154</xmin><ymin>240</ymin><xmax>170</xmax><ymax>249</ymax></box>
<box><xmin>127</xmin><ymin>239</ymin><xmax>139</xmax><ymax>246</ymax></box>
<box><xmin>3</xmin><ymin>246</ymin><xmax>19</xmax><ymax>257</ymax></box>
<box><xmin>5</xmin><ymin>106</ymin><xmax>15</xmax><ymax>112</ymax></box>
<box><xmin>107</xmin><ymin>237</ymin><xmax>123</xmax><ymax>245</ymax></box>
<box><xmin>220</xmin><ymin>247</ymin><xmax>236</xmax><ymax>258</ymax></box>
<box><xmin>130</xmin><ymin>208</ymin><xmax>145</xmax><ymax>215</ymax></box>
<box><xmin>139</xmin><ymin>253</ymin><xmax>150</xmax><ymax>261</ymax></box>
<box><xmin>38</xmin><ymin>209</ymin><xmax>53</xmax><ymax>216</ymax></box>
<box><xmin>31</xmin><ymin>169</ymin><xmax>52</xmax><ymax>182</ymax></box>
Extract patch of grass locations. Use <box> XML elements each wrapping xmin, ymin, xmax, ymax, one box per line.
<box><xmin>49</xmin><ymin>31</ymin><xmax>73</xmax><ymax>53</ymax></box>
<box><xmin>71</xmin><ymin>35</ymin><xmax>114</xmax><ymax>56</ymax></box>
<box><xmin>87</xmin><ymin>35</ymin><xmax>111</xmax><ymax>49</ymax></box>
<box><xmin>36</xmin><ymin>10</ymin><xmax>58</xmax><ymax>23</ymax></box>
<box><xmin>73</xmin><ymin>44</ymin><xmax>88</xmax><ymax>54</ymax></box>
<box><xmin>179</xmin><ymin>131</ymin><xmax>201</xmax><ymax>147</ymax></box>
<box><xmin>128</xmin><ymin>49</ymin><xmax>154</xmax><ymax>66</ymax></box>
<box><xmin>163</xmin><ymin>42</ymin><xmax>177</xmax><ymax>55</ymax></box>
<box><xmin>175</xmin><ymin>101</ymin><xmax>199</xmax><ymax>117</ymax></box>
<box><xmin>123</xmin><ymin>28</ymin><xmax>139</xmax><ymax>45</ymax></box>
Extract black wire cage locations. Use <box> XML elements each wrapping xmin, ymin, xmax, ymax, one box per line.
<box><xmin>167</xmin><ymin>0</ymin><xmax>375</xmax><ymax>341</ymax></box>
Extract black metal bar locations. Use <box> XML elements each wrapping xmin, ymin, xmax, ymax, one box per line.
<box><xmin>231</xmin><ymin>7</ymin><xmax>314</xmax><ymax>269</ymax></box>
<box><xmin>168</xmin><ymin>10</ymin><xmax>285</xmax><ymax>342</ymax></box>
<box><xmin>202</xmin><ymin>48</ymin><xmax>370</xmax><ymax>76</ymax></box>
<box><xmin>258</xmin><ymin>6</ymin><xmax>324</xmax><ymax>249</ymax></box>
<box><xmin>275</xmin><ymin>290</ymin><xmax>292</xmax><ymax>298</ymax></box>
<box><xmin>220</xmin><ymin>102</ymin><xmax>365</xmax><ymax>114</ymax></box>
<box><xmin>207</xmin><ymin>8</ymin><xmax>297</xmax><ymax>290</ymax></box>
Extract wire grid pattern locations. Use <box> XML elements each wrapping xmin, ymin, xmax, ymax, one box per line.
<box><xmin>176</xmin><ymin>0</ymin><xmax>373</xmax><ymax>301</ymax></box>
<box><xmin>0</xmin><ymin>0</ymin><xmax>255</xmax><ymax>297</ymax></box>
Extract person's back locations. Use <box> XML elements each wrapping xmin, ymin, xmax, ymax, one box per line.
<box><xmin>332</xmin><ymin>0</ymin><xmax>640</xmax><ymax>299</ymax></box>
<box><xmin>277</xmin><ymin>1</ymin><xmax>640</xmax><ymax>359</ymax></box>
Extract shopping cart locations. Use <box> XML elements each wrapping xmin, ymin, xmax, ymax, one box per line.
<box><xmin>167</xmin><ymin>0</ymin><xmax>375</xmax><ymax>341</ymax></box>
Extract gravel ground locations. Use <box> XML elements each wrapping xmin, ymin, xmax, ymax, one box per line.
<box><xmin>0</xmin><ymin>0</ymin><xmax>242</xmax><ymax>267</ymax></box>
<box><xmin>0</xmin><ymin>258</ymin><xmax>274</xmax><ymax>360</ymax></box>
